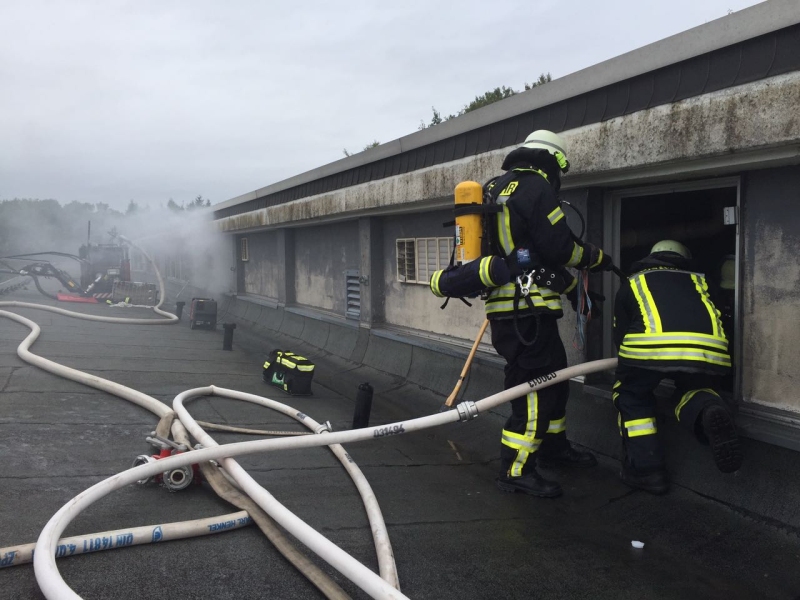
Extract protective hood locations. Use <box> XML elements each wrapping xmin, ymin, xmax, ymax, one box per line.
<box><xmin>501</xmin><ymin>147</ymin><xmax>561</xmax><ymax>189</ymax></box>
<box><xmin>630</xmin><ymin>252</ymin><xmax>693</xmax><ymax>274</ymax></box>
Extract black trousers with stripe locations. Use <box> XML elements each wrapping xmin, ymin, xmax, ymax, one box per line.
<box><xmin>613</xmin><ymin>363</ymin><xmax>726</xmax><ymax>474</ymax></box>
<box><xmin>491</xmin><ymin>315</ymin><xmax>569</xmax><ymax>476</ymax></box>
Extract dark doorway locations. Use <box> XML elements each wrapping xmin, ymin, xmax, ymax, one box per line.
<box><xmin>618</xmin><ymin>185</ymin><xmax>738</xmax><ymax>395</ymax></box>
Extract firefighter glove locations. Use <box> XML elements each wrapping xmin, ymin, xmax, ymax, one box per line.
<box><xmin>587</xmin><ymin>245</ymin><xmax>613</xmax><ymax>272</ymax></box>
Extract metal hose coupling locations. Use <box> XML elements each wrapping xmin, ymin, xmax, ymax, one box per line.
<box><xmin>456</xmin><ymin>401</ymin><xmax>479</xmax><ymax>422</ymax></box>
<box><xmin>131</xmin><ymin>455</ymin><xmax>157</xmax><ymax>484</ymax></box>
<box><xmin>162</xmin><ymin>466</ymin><xmax>194</xmax><ymax>492</ymax></box>
<box><xmin>315</xmin><ymin>421</ymin><xmax>333</xmax><ymax>434</ymax></box>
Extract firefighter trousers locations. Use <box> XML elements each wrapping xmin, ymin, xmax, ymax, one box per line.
<box><xmin>613</xmin><ymin>364</ymin><xmax>728</xmax><ymax>474</ymax></box>
<box><xmin>491</xmin><ymin>315</ymin><xmax>570</xmax><ymax>477</ymax></box>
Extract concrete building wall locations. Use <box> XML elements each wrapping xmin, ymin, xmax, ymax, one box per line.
<box><xmin>242</xmin><ymin>231</ymin><xmax>281</xmax><ymax>299</ymax></box>
<box><xmin>294</xmin><ymin>221</ymin><xmax>360</xmax><ymax>315</ymax></box>
<box><xmin>742</xmin><ymin>166</ymin><xmax>800</xmax><ymax>414</ymax></box>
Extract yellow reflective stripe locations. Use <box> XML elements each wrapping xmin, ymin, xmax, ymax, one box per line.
<box><xmin>563</xmin><ymin>276</ymin><xmax>578</xmax><ymax>294</ymax></box>
<box><xmin>675</xmin><ymin>388</ymin><xmax>720</xmax><ymax>421</ymax></box>
<box><xmin>512</xmin><ymin>167</ymin><xmax>549</xmax><ymax>181</ymax></box>
<box><xmin>509</xmin><ymin>391</ymin><xmax>538</xmax><ymax>477</ymax></box>
<box><xmin>263</xmin><ymin>361</ymin><xmax>271</xmax><ymax>369</ymax></box>
<box><xmin>296</xmin><ymin>365</ymin><xmax>315</xmax><ymax>372</ymax></box>
<box><xmin>613</xmin><ymin>380</ymin><xmax>621</xmax><ymax>389</ymax></box>
<box><xmin>630</xmin><ymin>274</ymin><xmax>662</xmax><ymax>334</ymax></box>
<box><xmin>619</xmin><ymin>347</ymin><xmax>731</xmax><ymax>366</ymax></box>
<box><xmin>547</xmin><ymin>416</ymin><xmax>566</xmax><ymax>434</ymax></box>
<box><xmin>547</xmin><ymin>206</ymin><xmax>565</xmax><ymax>225</ymax></box>
<box><xmin>691</xmin><ymin>274</ymin><xmax>723</xmax><ymax>338</ymax></box>
<box><xmin>589</xmin><ymin>248</ymin><xmax>604</xmax><ymax>270</ymax></box>
<box><xmin>430</xmin><ymin>270</ymin><xmax>444</xmax><ymax>297</ymax></box>
<box><xmin>497</xmin><ymin>204</ymin><xmax>514</xmax><ymax>255</ymax></box>
<box><xmin>566</xmin><ymin>242</ymin><xmax>584</xmax><ymax>267</ymax></box>
<box><xmin>479</xmin><ymin>257</ymin><xmax>495</xmax><ymax>287</ymax></box>
<box><xmin>624</xmin><ymin>417</ymin><xmax>657</xmax><ymax>437</ymax></box>
<box><xmin>624</xmin><ymin>332</ymin><xmax>728</xmax><ymax>349</ymax></box>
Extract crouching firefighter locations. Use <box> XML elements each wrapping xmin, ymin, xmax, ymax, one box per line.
<box><xmin>613</xmin><ymin>240</ymin><xmax>743</xmax><ymax>495</ymax></box>
<box><xmin>484</xmin><ymin>130</ymin><xmax>614</xmax><ymax>498</ymax></box>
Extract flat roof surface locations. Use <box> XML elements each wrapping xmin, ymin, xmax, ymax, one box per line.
<box><xmin>1</xmin><ymin>284</ymin><xmax>799</xmax><ymax>599</ymax></box>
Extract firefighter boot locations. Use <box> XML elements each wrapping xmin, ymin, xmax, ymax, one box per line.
<box><xmin>538</xmin><ymin>445</ymin><xmax>598</xmax><ymax>469</ymax></box>
<box><xmin>538</xmin><ymin>434</ymin><xmax>598</xmax><ymax>469</ymax></box>
<box><xmin>496</xmin><ymin>470</ymin><xmax>562</xmax><ymax>498</ymax></box>
<box><xmin>701</xmin><ymin>404</ymin><xmax>743</xmax><ymax>473</ymax></box>
<box><xmin>620</xmin><ymin>467</ymin><xmax>670</xmax><ymax>495</ymax></box>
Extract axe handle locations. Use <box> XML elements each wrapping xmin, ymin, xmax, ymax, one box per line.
<box><xmin>444</xmin><ymin>319</ymin><xmax>490</xmax><ymax>407</ymax></box>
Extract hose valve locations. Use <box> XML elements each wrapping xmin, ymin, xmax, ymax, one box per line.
<box><xmin>456</xmin><ymin>401</ymin><xmax>479</xmax><ymax>422</ymax></box>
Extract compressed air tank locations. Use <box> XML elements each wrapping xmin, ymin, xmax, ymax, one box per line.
<box><xmin>454</xmin><ymin>181</ymin><xmax>483</xmax><ymax>265</ymax></box>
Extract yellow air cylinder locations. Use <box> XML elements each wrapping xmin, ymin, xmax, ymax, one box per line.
<box><xmin>454</xmin><ymin>181</ymin><xmax>483</xmax><ymax>265</ymax></box>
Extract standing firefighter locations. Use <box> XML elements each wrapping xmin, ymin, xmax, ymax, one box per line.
<box><xmin>613</xmin><ymin>240</ymin><xmax>742</xmax><ymax>495</ymax></box>
<box><xmin>488</xmin><ymin>130</ymin><xmax>613</xmax><ymax>498</ymax></box>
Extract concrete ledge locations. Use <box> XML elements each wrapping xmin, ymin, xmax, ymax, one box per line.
<box><xmin>406</xmin><ymin>346</ymin><xmax>466</xmax><ymax>397</ymax></box>
<box><xmin>278</xmin><ymin>311</ymin><xmax>305</xmax><ymax>338</ymax></box>
<box><xmin>361</xmin><ymin>335</ymin><xmax>413</xmax><ymax>379</ymax></box>
<box><xmin>323</xmin><ymin>325</ymin><xmax>361</xmax><ymax>359</ymax></box>
<box><xmin>299</xmin><ymin>318</ymin><xmax>330</xmax><ymax>348</ymax></box>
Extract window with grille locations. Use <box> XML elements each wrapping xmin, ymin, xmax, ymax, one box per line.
<box><xmin>240</xmin><ymin>237</ymin><xmax>249</xmax><ymax>262</ymax></box>
<box><xmin>395</xmin><ymin>237</ymin><xmax>453</xmax><ymax>284</ymax></box>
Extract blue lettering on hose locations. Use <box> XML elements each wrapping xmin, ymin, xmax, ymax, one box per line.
<box><xmin>0</xmin><ymin>551</ymin><xmax>17</xmax><ymax>566</ymax></box>
<box><xmin>208</xmin><ymin>520</ymin><xmax>236</xmax><ymax>532</ymax></box>
<box><xmin>116</xmin><ymin>533</ymin><xmax>133</xmax><ymax>547</ymax></box>
<box><xmin>152</xmin><ymin>526</ymin><xmax>163</xmax><ymax>543</ymax></box>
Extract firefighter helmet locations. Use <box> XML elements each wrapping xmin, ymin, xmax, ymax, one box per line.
<box><xmin>720</xmin><ymin>254</ymin><xmax>735</xmax><ymax>289</ymax></box>
<box><xmin>651</xmin><ymin>240</ymin><xmax>692</xmax><ymax>259</ymax></box>
<box><xmin>521</xmin><ymin>130</ymin><xmax>569</xmax><ymax>173</ymax></box>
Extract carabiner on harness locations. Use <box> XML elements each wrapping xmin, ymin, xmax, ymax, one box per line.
<box><xmin>516</xmin><ymin>272</ymin><xmax>533</xmax><ymax>297</ymax></box>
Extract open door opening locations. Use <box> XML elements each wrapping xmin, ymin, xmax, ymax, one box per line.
<box><xmin>617</xmin><ymin>185</ymin><xmax>738</xmax><ymax>395</ymax></box>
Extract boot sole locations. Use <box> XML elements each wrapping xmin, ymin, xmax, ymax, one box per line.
<box><xmin>703</xmin><ymin>405</ymin><xmax>743</xmax><ymax>473</ymax></box>
<box><xmin>495</xmin><ymin>478</ymin><xmax>563</xmax><ymax>498</ymax></box>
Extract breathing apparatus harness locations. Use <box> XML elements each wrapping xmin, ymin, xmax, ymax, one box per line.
<box><xmin>432</xmin><ymin>169</ymin><xmax>582</xmax><ymax>346</ymax></box>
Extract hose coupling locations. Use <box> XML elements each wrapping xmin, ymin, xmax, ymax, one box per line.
<box><xmin>456</xmin><ymin>401</ymin><xmax>479</xmax><ymax>422</ymax></box>
<box><xmin>131</xmin><ymin>455</ymin><xmax>157</xmax><ymax>484</ymax></box>
<box><xmin>315</xmin><ymin>421</ymin><xmax>333</xmax><ymax>434</ymax></box>
<box><xmin>162</xmin><ymin>466</ymin><xmax>194</xmax><ymax>492</ymax></box>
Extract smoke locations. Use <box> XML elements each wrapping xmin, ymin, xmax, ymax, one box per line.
<box><xmin>0</xmin><ymin>199</ymin><xmax>233</xmax><ymax>296</ymax></box>
<box><xmin>123</xmin><ymin>208</ymin><xmax>234</xmax><ymax>296</ymax></box>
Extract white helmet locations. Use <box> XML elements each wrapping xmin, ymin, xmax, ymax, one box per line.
<box><xmin>521</xmin><ymin>130</ymin><xmax>570</xmax><ymax>173</ymax></box>
<box><xmin>651</xmin><ymin>240</ymin><xmax>692</xmax><ymax>259</ymax></box>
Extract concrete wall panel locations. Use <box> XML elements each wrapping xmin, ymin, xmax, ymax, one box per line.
<box><xmin>294</xmin><ymin>221</ymin><xmax>360</xmax><ymax>315</ymax></box>
<box><xmin>742</xmin><ymin>166</ymin><xmax>800</xmax><ymax>413</ymax></box>
<box><xmin>243</xmin><ymin>231</ymin><xmax>280</xmax><ymax>299</ymax></box>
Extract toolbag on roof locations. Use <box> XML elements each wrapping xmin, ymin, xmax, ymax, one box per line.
<box><xmin>262</xmin><ymin>350</ymin><xmax>315</xmax><ymax>396</ymax></box>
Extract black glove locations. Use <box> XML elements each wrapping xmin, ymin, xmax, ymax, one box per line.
<box><xmin>586</xmin><ymin>244</ymin><xmax>613</xmax><ymax>272</ymax></box>
<box><xmin>567</xmin><ymin>287</ymin><xmax>605</xmax><ymax>318</ymax></box>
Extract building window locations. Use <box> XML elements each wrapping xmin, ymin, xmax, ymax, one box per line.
<box><xmin>240</xmin><ymin>237</ymin><xmax>249</xmax><ymax>262</ymax></box>
<box><xmin>396</xmin><ymin>237</ymin><xmax>453</xmax><ymax>284</ymax></box>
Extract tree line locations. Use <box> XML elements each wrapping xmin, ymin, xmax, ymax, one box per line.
<box><xmin>343</xmin><ymin>73</ymin><xmax>552</xmax><ymax>156</ymax></box>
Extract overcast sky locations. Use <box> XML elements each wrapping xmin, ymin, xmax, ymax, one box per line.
<box><xmin>0</xmin><ymin>0</ymin><xmax>764</xmax><ymax>209</ymax></box>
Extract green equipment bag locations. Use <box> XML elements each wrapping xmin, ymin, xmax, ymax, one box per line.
<box><xmin>262</xmin><ymin>350</ymin><xmax>315</xmax><ymax>396</ymax></box>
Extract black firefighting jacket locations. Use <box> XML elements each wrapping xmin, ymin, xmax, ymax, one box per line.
<box><xmin>484</xmin><ymin>148</ymin><xmax>602</xmax><ymax>320</ymax></box>
<box><xmin>613</xmin><ymin>254</ymin><xmax>731</xmax><ymax>375</ymax></box>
